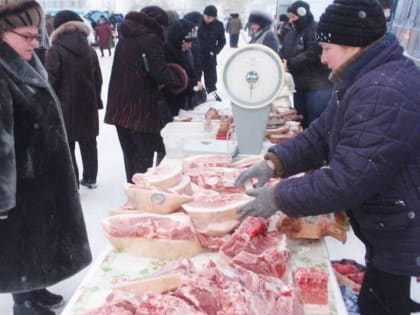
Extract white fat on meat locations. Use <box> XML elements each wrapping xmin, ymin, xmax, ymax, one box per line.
<box><xmin>182</xmin><ymin>154</ymin><xmax>232</xmax><ymax>171</ymax></box>
<box><xmin>183</xmin><ymin>191</ymin><xmax>254</xmax><ymax>236</ymax></box>
<box><xmin>230</xmin><ymin>154</ymin><xmax>264</xmax><ymax>169</ymax></box>
<box><xmin>123</xmin><ymin>184</ymin><xmax>193</xmax><ymax>214</ymax></box>
<box><xmin>132</xmin><ymin>165</ymin><xmax>183</xmax><ymax>189</ymax></box>
<box><xmin>102</xmin><ymin>213</ymin><xmax>203</xmax><ymax>259</ymax></box>
<box><xmin>112</xmin><ymin>258</ymin><xmax>196</xmax><ymax>297</ymax></box>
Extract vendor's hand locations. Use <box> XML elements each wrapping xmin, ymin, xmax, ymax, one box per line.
<box><xmin>237</xmin><ymin>186</ymin><xmax>279</xmax><ymax>219</ymax></box>
<box><xmin>234</xmin><ymin>160</ymin><xmax>274</xmax><ymax>188</ymax></box>
<box><xmin>194</xmin><ymin>81</ymin><xmax>204</xmax><ymax>91</ymax></box>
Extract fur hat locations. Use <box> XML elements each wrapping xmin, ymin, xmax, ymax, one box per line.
<box><xmin>184</xmin><ymin>11</ymin><xmax>202</xmax><ymax>27</ymax></box>
<box><xmin>0</xmin><ymin>0</ymin><xmax>43</xmax><ymax>33</ymax></box>
<box><xmin>167</xmin><ymin>18</ymin><xmax>195</xmax><ymax>49</ymax></box>
<box><xmin>53</xmin><ymin>10</ymin><xmax>82</xmax><ymax>29</ymax></box>
<box><xmin>317</xmin><ymin>0</ymin><xmax>387</xmax><ymax>47</ymax></box>
<box><xmin>248</xmin><ymin>11</ymin><xmax>272</xmax><ymax>29</ymax></box>
<box><xmin>203</xmin><ymin>5</ymin><xmax>217</xmax><ymax>17</ymax></box>
<box><xmin>287</xmin><ymin>1</ymin><xmax>310</xmax><ymax>17</ymax></box>
<box><xmin>141</xmin><ymin>5</ymin><xmax>169</xmax><ymax>27</ymax></box>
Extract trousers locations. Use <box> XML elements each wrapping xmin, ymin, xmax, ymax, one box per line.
<box><xmin>69</xmin><ymin>138</ymin><xmax>98</xmax><ymax>185</ymax></box>
<box><xmin>116</xmin><ymin>126</ymin><xmax>165</xmax><ymax>182</ymax></box>
<box><xmin>359</xmin><ymin>264</ymin><xmax>420</xmax><ymax>315</ymax></box>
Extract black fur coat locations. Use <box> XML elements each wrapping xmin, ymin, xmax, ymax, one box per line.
<box><xmin>0</xmin><ymin>40</ymin><xmax>92</xmax><ymax>293</ymax></box>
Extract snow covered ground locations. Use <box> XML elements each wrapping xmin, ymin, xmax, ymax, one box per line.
<box><xmin>0</xmin><ymin>32</ymin><xmax>367</xmax><ymax>315</ymax></box>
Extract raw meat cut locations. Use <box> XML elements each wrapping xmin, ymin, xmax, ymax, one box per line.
<box><xmin>183</xmin><ymin>191</ymin><xmax>253</xmax><ymax>236</ymax></box>
<box><xmin>182</xmin><ymin>154</ymin><xmax>232</xmax><ymax>171</ymax></box>
<box><xmin>136</xmin><ymin>292</ymin><xmax>205</xmax><ymax>315</ymax></box>
<box><xmin>230</xmin><ymin>154</ymin><xmax>264</xmax><ymax>169</ymax></box>
<box><xmin>195</xmin><ymin>233</ymin><xmax>232</xmax><ymax>250</ymax></box>
<box><xmin>112</xmin><ymin>259</ymin><xmax>196</xmax><ymax>297</ymax></box>
<box><xmin>86</xmin><ymin>290</ymin><xmax>141</xmax><ymax>315</ymax></box>
<box><xmin>220</xmin><ymin>217</ymin><xmax>290</xmax><ymax>278</ymax></box>
<box><xmin>124</xmin><ymin>184</ymin><xmax>193</xmax><ymax>214</ymax></box>
<box><xmin>102</xmin><ymin>213</ymin><xmax>203</xmax><ymax>259</ymax></box>
<box><xmin>276</xmin><ymin>213</ymin><xmax>348</xmax><ymax>243</ymax></box>
<box><xmin>186</xmin><ymin>167</ymin><xmax>244</xmax><ymax>193</ymax></box>
<box><xmin>132</xmin><ymin>165</ymin><xmax>183</xmax><ymax>189</ymax></box>
<box><xmin>294</xmin><ymin>267</ymin><xmax>329</xmax><ymax>305</ymax></box>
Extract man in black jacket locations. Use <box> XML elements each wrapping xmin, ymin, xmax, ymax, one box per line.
<box><xmin>279</xmin><ymin>1</ymin><xmax>332</xmax><ymax>128</ymax></box>
<box><xmin>198</xmin><ymin>5</ymin><xmax>226</xmax><ymax>100</ymax></box>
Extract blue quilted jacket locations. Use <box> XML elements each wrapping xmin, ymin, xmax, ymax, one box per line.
<box><xmin>269</xmin><ymin>33</ymin><xmax>420</xmax><ymax>276</ymax></box>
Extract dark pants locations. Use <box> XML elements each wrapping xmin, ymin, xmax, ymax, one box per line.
<box><xmin>100</xmin><ymin>48</ymin><xmax>111</xmax><ymax>57</ymax></box>
<box><xmin>359</xmin><ymin>264</ymin><xmax>420</xmax><ymax>315</ymax></box>
<box><xmin>229</xmin><ymin>34</ymin><xmax>239</xmax><ymax>48</ymax></box>
<box><xmin>69</xmin><ymin>139</ymin><xmax>98</xmax><ymax>185</ymax></box>
<box><xmin>293</xmin><ymin>87</ymin><xmax>332</xmax><ymax>128</ymax></box>
<box><xmin>202</xmin><ymin>55</ymin><xmax>218</xmax><ymax>93</ymax></box>
<box><xmin>116</xmin><ymin>126</ymin><xmax>165</xmax><ymax>182</ymax></box>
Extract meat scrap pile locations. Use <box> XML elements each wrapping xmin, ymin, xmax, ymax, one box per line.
<box><xmin>98</xmin><ymin>154</ymin><xmax>347</xmax><ymax>314</ymax></box>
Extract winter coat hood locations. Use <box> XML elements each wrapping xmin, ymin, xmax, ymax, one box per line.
<box><xmin>121</xmin><ymin>11</ymin><xmax>165</xmax><ymax>41</ymax></box>
<box><xmin>248</xmin><ymin>11</ymin><xmax>272</xmax><ymax>29</ymax></box>
<box><xmin>50</xmin><ymin>21</ymin><xmax>90</xmax><ymax>56</ymax></box>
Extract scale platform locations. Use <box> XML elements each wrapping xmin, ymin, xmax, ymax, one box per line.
<box><xmin>223</xmin><ymin>44</ymin><xmax>285</xmax><ymax>155</ymax></box>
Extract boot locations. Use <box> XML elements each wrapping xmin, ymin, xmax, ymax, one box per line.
<box><xmin>13</xmin><ymin>300</ymin><xmax>55</xmax><ymax>315</ymax></box>
<box><xmin>30</xmin><ymin>289</ymin><xmax>64</xmax><ymax>309</ymax></box>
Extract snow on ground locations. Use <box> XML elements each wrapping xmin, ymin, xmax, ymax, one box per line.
<box><xmin>0</xmin><ymin>32</ymin><xmax>367</xmax><ymax>314</ymax></box>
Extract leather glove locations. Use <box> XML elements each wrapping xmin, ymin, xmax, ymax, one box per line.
<box><xmin>234</xmin><ymin>160</ymin><xmax>274</xmax><ymax>188</ymax></box>
<box><xmin>237</xmin><ymin>186</ymin><xmax>279</xmax><ymax>219</ymax></box>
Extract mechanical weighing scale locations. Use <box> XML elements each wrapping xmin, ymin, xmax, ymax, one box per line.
<box><xmin>223</xmin><ymin>44</ymin><xmax>285</xmax><ymax>155</ymax></box>
<box><xmin>182</xmin><ymin>44</ymin><xmax>285</xmax><ymax>157</ymax></box>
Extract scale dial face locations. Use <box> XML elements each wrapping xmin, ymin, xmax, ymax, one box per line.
<box><xmin>223</xmin><ymin>44</ymin><xmax>285</xmax><ymax>109</ymax></box>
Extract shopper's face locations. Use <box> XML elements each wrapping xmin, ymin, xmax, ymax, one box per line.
<box><xmin>250</xmin><ymin>23</ymin><xmax>260</xmax><ymax>34</ymax></box>
<box><xmin>1</xmin><ymin>26</ymin><xmax>39</xmax><ymax>61</ymax></box>
<box><xmin>287</xmin><ymin>13</ymin><xmax>299</xmax><ymax>23</ymax></box>
<box><xmin>203</xmin><ymin>15</ymin><xmax>215</xmax><ymax>24</ymax></box>
<box><xmin>182</xmin><ymin>40</ymin><xmax>192</xmax><ymax>51</ymax></box>
<box><xmin>320</xmin><ymin>42</ymin><xmax>361</xmax><ymax>71</ymax></box>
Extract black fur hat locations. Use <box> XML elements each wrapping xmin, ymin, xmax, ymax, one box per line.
<box><xmin>141</xmin><ymin>5</ymin><xmax>169</xmax><ymax>27</ymax></box>
<box><xmin>0</xmin><ymin>0</ymin><xmax>43</xmax><ymax>33</ymax></box>
<box><xmin>248</xmin><ymin>11</ymin><xmax>272</xmax><ymax>29</ymax></box>
<box><xmin>53</xmin><ymin>10</ymin><xmax>82</xmax><ymax>29</ymax></box>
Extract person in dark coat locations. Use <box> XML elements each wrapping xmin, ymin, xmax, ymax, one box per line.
<box><xmin>197</xmin><ymin>5</ymin><xmax>226</xmax><ymax>99</ymax></box>
<box><xmin>184</xmin><ymin>11</ymin><xmax>203</xmax><ymax>82</ymax></box>
<box><xmin>95</xmin><ymin>16</ymin><xmax>113</xmax><ymax>57</ymax></box>
<box><xmin>104</xmin><ymin>6</ymin><xmax>188</xmax><ymax>182</ymax></box>
<box><xmin>164</xmin><ymin>18</ymin><xmax>204</xmax><ymax>115</ymax></box>
<box><xmin>279</xmin><ymin>1</ymin><xmax>332</xmax><ymax>128</ymax></box>
<box><xmin>277</xmin><ymin>14</ymin><xmax>290</xmax><ymax>45</ymax></box>
<box><xmin>45</xmin><ymin>10</ymin><xmax>103</xmax><ymax>189</ymax></box>
<box><xmin>248</xmin><ymin>11</ymin><xmax>279</xmax><ymax>52</ymax></box>
<box><xmin>227</xmin><ymin>13</ymin><xmax>242</xmax><ymax>48</ymax></box>
<box><xmin>0</xmin><ymin>1</ymin><xmax>92</xmax><ymax>314</ymax></box>
<box><xmin>235</xmin><ymin>1</ymin><xmax>420</xmax><ymax>314</ymax></box>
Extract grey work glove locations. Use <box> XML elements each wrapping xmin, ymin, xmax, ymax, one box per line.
<box><xmin>237</xmin><ymin>186</ymin><xmax>280</xmax><ymax>219</ymax></box>
<box><xmin>234</xmin><ymin>160</ymin><xmax>275</xmax><ymax>188</ymax></box>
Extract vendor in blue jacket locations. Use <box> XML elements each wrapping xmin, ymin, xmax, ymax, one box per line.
<box><xmin>235</xmin><ymin>0</ymin><xmax>420</xmax><ymax>314</ymax></box>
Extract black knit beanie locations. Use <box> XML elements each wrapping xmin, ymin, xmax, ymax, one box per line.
<box><xmin>287</xmin><ymin>1</ymin><xmax>310</xmax><ymax>17</ymax></box>
<box><xmin>53</xmin><ymin>10</ymin><xmax>82</xmax><ymax>29</ymax></box>
<box><xmin>0</xmin><ymin>0</ymin><xmax>43</xmax><ymax>33</ymax></box>
<box><xmin>317</xmin><ymin>0</ymin><xmax>387</xmax><ymax>47</ymax></box>
<box><xmin>203</xmin><ymin>5</ymin><xmax>217</xmax><ymax>17</ymax></box>
<box><xmin>141</xmin><ymin>5</ymin><xmax>169</xmax><ymax>27</ymax></box>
